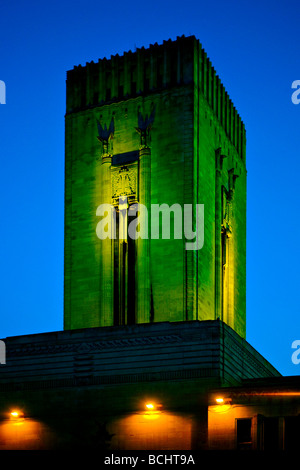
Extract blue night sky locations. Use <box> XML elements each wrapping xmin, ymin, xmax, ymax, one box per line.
<box><xmin>0</xmin><ymin>0</ymin><xmax>299</xmax><ymax>376</ymax></box>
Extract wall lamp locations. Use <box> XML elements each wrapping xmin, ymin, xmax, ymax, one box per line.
<box><xmin>215</xmin><ymin>397</ymin><xmax>232</xmax><ymax>405</ymax></box>
<box><xmin>144</xmin><ymin>402</ymin><xmax>163</xmax><ymax>412</ymax></box>
<box><xmin>10</xmin><ymin>410</ymin><xmax>25</xmax><ymax>420</ymax></box>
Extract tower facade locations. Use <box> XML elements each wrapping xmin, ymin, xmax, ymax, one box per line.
<box><xmin>64</xmin><ymin>36</ymin><xmax>247</xmax><ymax>338</ymax></box>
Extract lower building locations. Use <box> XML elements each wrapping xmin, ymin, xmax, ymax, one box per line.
<box><xmin>0</xmin><ymin>320</ymin><xmax>284</xmax><ymax>450</ymax></box>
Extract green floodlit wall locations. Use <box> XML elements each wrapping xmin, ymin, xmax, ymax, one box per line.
<box><xmin>64</xmin><ymin>35</ymin><xmax>246</xmax><ymax>338</ymax></box>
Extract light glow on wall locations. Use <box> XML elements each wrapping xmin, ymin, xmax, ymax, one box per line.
<box><xmin>209</xmin><ymin>404</ymin><xmax>232</xmax><ymax>414</ymax></box>
<box><xmin>0</xmin><ymin>418</ymin><xmax>54</xmax><ymax>450</ymax></box>
<box><xmin>108</xmin><ymin>411</ymin><xmax>193</xmax><ymax>450</ymax></box>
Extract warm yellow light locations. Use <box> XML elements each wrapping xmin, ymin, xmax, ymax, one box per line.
<box><xmin>10</xmin><ymin>410</ymin><xmax>24</xmax><ymax>420</ymax></box>
<box><xmin>215</xmin><ymin>397</ymin><xmax>224</xmax><ymax>404</ymax></box>
<box><xmin>145</xmin><ymin>403</ymin><xmax>155</xmax><ymax>410</ymax></box>
<box><xmin>209</xmin><ymin>404</ymin><xmax>232</xmax><ymax>414</ymax></box>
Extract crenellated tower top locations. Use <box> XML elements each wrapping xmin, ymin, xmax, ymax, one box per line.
<box><xmin>66</xmin><ymin>35</ymin><xmax>246</xmax><ymax>161</ymax></box>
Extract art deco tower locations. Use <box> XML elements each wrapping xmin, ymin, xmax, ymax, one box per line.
<box><xmin>64</xmin><ymin>35</ymin><xmax>247</xmax><ymax>338</ymax></box>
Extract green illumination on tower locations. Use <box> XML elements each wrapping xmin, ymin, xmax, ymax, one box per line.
<box><xmin>64</xmin><ymin>36</ymin><xmax>247</xmax><ymax>338</ymax></box>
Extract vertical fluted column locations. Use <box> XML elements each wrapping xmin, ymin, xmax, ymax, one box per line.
<box><xmin>220</xmin><ymin>167</ymin><xmax>238</xmax><ymax>328</ymax></box>
<box><xmin>137</xmin><ymin>144</ymin><xmax>151</xmax><ymax>323</ymax></box>
<box><xmin>135</xmin><ymin>109</ymin><xmax>155</xmax><ymax>324</ymax></box>
<box><xmin>226</xmin><ymin>169</ymin><xmax>238</xmax><ymax>329</ymax></box>
<box><xmin>97</xmin><ymin>119</ymin><xmax>115</xmax><ymax>326</ymax></box>
<box><xmin>100</xmin><ymin>150</ymin><xmax>114</xmax><ymax>326</ymax></box>
<box><xmin>215</xmin><ymin>148</ymin><xmax>223</xmax><ymax>321</ymax></box>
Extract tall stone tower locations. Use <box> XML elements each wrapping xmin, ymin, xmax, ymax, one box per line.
<box><xmin>64</xmin><ymin>35</ymin><xmax>247</xmax><ymax>338</ymax></box>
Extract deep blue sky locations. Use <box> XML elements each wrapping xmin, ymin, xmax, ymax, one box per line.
<box><xmin>0</xmin><ymin>0</ymin><xmax>299</xmax><ymax>376</ymax></box>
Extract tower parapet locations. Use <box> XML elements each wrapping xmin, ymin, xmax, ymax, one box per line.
<box><xmin>66</xmin><ymin>36</ymin><xmax>245</xmax><ymax>161</ymax></box>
